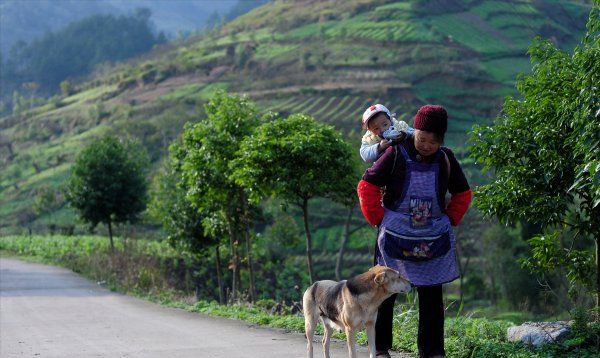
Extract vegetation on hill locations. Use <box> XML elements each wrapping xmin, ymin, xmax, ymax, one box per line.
<box><xmin>1</xmin><ymin>9</ymin><xmax>166</xmax><ymax>99</ymax></box>
<box><xmin>0</xmin><ymin>0</ymin><xmax>596</xmax><ymax>325</ymax></box>
<box><xmin>0</xmin><ymin>0</ymin><xmax>246</xmax><ymax>55</ymax></box>
<box><xmin>1</xmin><ymin>0</ymin><xmax>590</xmax><ymax>233</ymax></box>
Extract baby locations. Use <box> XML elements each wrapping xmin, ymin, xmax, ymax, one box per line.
<box><xmin>360</xmin><ymin>104</ymin><xmax>413</xmax><ymax>163</ymax></box>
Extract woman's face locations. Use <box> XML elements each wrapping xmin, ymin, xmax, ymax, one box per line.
<box><xmin>414</xmin><ymin>129</ymin><xmax>441</xmax><ymax>157</ymax></box>
<box><xmin>367</xmin><ymin>113</ymin><xmax>391</xmax><ymax>136</ymax></box>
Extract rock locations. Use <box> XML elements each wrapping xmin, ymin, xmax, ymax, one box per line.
<box><xmin>507</xmin><ymin>321</ymin><xmax>571</xmax><ymax>347</ymax></box>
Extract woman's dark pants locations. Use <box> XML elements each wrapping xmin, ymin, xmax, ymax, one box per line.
<box><xmin>375</xmin><ymin>286</ymin><xmax>445</xmax><ymax>357</ymax></box>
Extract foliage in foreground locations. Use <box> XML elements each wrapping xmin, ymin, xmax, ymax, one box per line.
<box><xmin>469</xmin><ymin>5</ymin><xmax>599</xmax><ymax>304</ymax></box>
<box><xmin>2</xmin><ymin>235</ymin><xmax>599</xmax><ymax>357</ymax></box>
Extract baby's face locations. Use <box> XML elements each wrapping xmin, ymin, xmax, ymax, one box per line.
<box><xmin>367</xmin><ymin>114</ymin><xmax>391</xmax><ymax>136</ymax></box>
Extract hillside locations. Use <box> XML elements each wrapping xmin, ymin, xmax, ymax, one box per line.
<box><xmin>0</xmin><ymin>0</ymin><xmax>592</xmax><ymax>234</ymax></box>
<box><xmin>0</xmin><ymin>0</ymin><xmax>239</xmax><ymax>54</ymax></box>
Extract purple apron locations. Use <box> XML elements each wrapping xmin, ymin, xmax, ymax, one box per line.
<box><xmin>376</xmin><ymin>146</ymin><xmax>459</xmax><ymax>286</ymax></box>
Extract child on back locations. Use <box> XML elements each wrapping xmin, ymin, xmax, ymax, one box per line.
<box><xmin>360</xmin><ymin>104</ymin><xmax>413</xmax><ymax>163</ymax></box>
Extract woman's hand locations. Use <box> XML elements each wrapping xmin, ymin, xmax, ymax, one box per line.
<box><xmin>378</xmin><ymin>139</ymin><xmax>392</xmax><ymax>152</ymax></box>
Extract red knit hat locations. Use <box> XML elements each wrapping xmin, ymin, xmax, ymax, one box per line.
<box><xmin>413</xmin><ymin>105</ymin><xmax>448</xmax><ymax>135</ymax></box>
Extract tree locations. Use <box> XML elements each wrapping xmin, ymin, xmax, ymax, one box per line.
<box><xmin>180</xmin><ymin>91</ymin><xmax>262</xmax><ymax>302</ymax></box>
<box><xmin>60</xmin><ymin>80</ymin><xmax>75</xmax><ymax>96</ymax></box>
<box><xmin>331</xmin><ymin>158</ymin><xmax>365</xmax><ymax>281</ymax></box>
<box><xmin>469</xmin><ymin>7</ymin><xmax>599</xmax><ymax>307</ymax></box>
<box><xmin>66</xmin><ymin>136</ymin><xmax>148</xmax><ymax>250</ymax></box>
<box><xmin>149</xmin><ymin>145</ymin><xmax>225</xmax><ymax>303</ymax></box>
<box><xmin>2</xmin><ymin>10</ymin><xmax>162</xmax><ymax>96</ymax></box>
<box><xmin>231</xmin><ymin>114</ymin><xmax>356</xmax><ymax>284</ymax></box>
<box><xmin>32</xmin><ymin>186</ymin><xmax>60</xmax><ymax>235</ymax></box>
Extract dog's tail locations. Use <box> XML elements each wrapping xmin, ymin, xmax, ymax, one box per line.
<box><xmin>303</xmin><ymin>283</ymin><xmax>318</xmax><ymax>358</ymax></box>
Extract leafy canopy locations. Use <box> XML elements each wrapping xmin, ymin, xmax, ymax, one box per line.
<box><xmin>469</xmin><ymin>6</ymin><xmax>599</xmax><ymax>292</ymax></box>
<box><xmin>181</xmin><ymin>90</ymin><xmax>263</xmax><ymax>212</ymax></box>
<box><xmin>67</xmin><ymin>136</ymin><xmax>148</xmax><ymax>228</ymax></box>
<box><xmin>149</xmin><ymin>149</ymin><xmax>215</xmax><ymax>254</ymax></box>
<box><xmin>231</xmin><ymin>113</ymin><xmax>356</xmax><ymax>205</ymax></box>
<box><xmin>470</xmin><ymin>6</ymin><xmax>599</xmax><ymax>229</ymax></box>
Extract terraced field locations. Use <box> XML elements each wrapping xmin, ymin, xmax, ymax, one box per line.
<box><xmin>0</xmin><ymin>0</ymin><xmax>592</xmax><ymax>233</ymax></box>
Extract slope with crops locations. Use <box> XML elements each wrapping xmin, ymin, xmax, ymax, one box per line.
<box><xmin>0</xmin><ymin>0</ymin><xmax>591</xmax><ymax>233</ymax></box>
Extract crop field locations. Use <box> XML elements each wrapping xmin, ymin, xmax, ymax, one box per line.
<box><xmin>257</xmin><ymin>90</ymin><xmax>479</xmax><ymax>144</ymax></box>
<box><xmin>471</xmin><ymin>0</ymin><xmax>538</xmax><ymax>19</ymax></box>
<box><xmin>0</xmin><ymin>0</ymin><xmax>591</xmax><ymax>233</ymax></box>
<box><xmin>430</xmin><ymin>13</ymin><xmax>513</xmax><ymax>55</ymax></box>
<box><xmin>254</xmin><ymin>43</ymin><xmax>300</xmax><ymax>60</ymax></box>
<box><xmin>260</xmin><ymin>95</ymin><xmax>385</xmax><ymax>131</ymax></box>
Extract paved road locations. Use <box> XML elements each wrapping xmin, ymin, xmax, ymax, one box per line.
<box><xmin>0</xmin><ymin>257</ymin><xmax>412</xmax><ymax>358</ymax></box>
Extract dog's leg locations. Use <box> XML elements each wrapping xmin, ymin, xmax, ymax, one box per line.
<box><xmin>303</xmin><ymin>288</ymin><xmax>318</xmax><ymax>358</ymax></box>
<box><xmin>322</xmin><ymin>320</ymin><xmax>332</xmax><ymax>358</ymax></box>
<box><xmin>345</xmin><ymin>327</ymin><xmax>357</xmax><ymax>358</ymax></box>
<box><xmin>366</xmin><ymin>321</ymin><xmax>376</xmax><ymax>358</ymax></box>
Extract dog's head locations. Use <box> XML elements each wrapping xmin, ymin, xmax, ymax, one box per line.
<box><xmin>370</xmin><ymin>265</ymin><xmax>412</xmax><ymax>294</ymax></box>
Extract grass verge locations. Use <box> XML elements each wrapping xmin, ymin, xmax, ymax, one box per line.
<box><xmin>1</xmin><ymin>235</ymin><xmax>598</xmax><ymax>357</ymax></box>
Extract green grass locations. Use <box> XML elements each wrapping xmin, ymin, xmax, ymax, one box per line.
<box><xmin>375</xmin><ymin>1</ymin><xmax>412</xmax><ymax>12</ymax></box>
<box><xmin>481</xmin><ymin>57</ymin><xmax>532</xmax><ymax>83</ymax></box>
<box><xmin>280</xmin><ymin>21</ymin><xmax>336</xmax><ymax>40</ymax></box>
<box><xmin>64</xmin><ymin>85</ymin><xmax>117</xmax><ymax>104</ymax></box>
<box><xmin>471</xmin><ymin>1</ymin><xmax>538</xmax><ymax>20</ymax></box>
<box><xmin>489</xmin><ymin>14</ymin><xmax>547</xmax><ymax>30</ymax></box>
<box><xmin>158</xmin><ymin>84</ymin><xmax>205</xmax><ymax>102</ymax></box>
<box><xmin>212</xmin><ymin>28</ymin><xmax>274</xmax><ymax>46</ymax></box>
<box><xmin>198</xmin><ymin>83</ymin><xmax>230</xmax><ymax>101</ymax></box>
<box><xmin>254</xmin><ymin>43</ymin><xmax>300</xmax><ymax>60</ymax></box>
<box><xmin>2</xmin><ymin>235</ymin><xmax>598</xmax><ymax>357</ymax></box>
<box><xmin>430</xmin><ymin>13</ymin><xmax>514</xmax><ymax>55</ymax></box>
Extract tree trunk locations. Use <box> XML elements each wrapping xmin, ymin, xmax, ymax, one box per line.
<box><xmin>240</xmin><ymin>192</ymin><xmax>256</xmax><ymax>303</ymax></box>
<box><xmin>243</xmin><ymin>206</ymin><xmax>256</xmax><ymax>303</ymax></box>
<box><xmin>244</xmin><ymin>229</ymin><xmax>256</xmax><ymax>303</ymax></box>
<box><xmin>108</xmin><ymin>220</ymin><xmax>114</xmax><ymax>252</ymax></box>
<box><xmin>226</xmin><ymin>217</ymin><xmax>239</xmax><ymax>303</ymax></box>
<box><xmin>301</xmin><ymin>198</ymin><xmax>315</xmax><ymax>284</ymax></box>
<box><xmin>596</xmin><ymin>235</ymin><xmax>599</xmax><ymax>310</ymax></box>
<box><xmin>215</xmin><ymin>245</ymin><xmax>224</xmax><ymax>305</ymax></box>
<box><xmin>336</xmin><ymin>205</ymin><xmax>354</xmax><ymax>281</ymax></box>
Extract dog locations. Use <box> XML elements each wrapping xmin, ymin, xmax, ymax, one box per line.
<box><xmin>303</xmin><ymin>265</ymin><xmax>411</xmax><ymax>358</ymax></box>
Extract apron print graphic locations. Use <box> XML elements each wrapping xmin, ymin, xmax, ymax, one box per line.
<box><xmin>404</xmin><ymin>241</ymin><xmax>434</xmax><ymax>259</ymax></box>
<box><xmin>409</xmin><ymin>196</ymin><xmax>433</xmax><ymax>228</ymax></box>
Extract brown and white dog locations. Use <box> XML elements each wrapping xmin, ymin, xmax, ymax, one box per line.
<box><xmin>303</xmin><ymin>265</ymin><xmax>412</xmax><ymax>358</ymax></box>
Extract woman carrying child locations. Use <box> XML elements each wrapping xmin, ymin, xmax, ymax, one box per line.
<box><xmin>357</xmin><ymin>105</ymin><xmax>472</xmax><ymax>358</ymax></box>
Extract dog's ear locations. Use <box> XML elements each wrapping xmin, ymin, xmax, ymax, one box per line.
<box><xmin>374</xmin><ymin>272</ymin><xmax>386</xmax><ymax>285</ymax></box>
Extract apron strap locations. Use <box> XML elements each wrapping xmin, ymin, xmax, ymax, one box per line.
<box><xmin>399</xmin><ymin>146</ymin><xmax>411</xmax><ymax>161</ymax></box>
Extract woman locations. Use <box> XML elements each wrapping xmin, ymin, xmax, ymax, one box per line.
<box><xmin>357</xmin><ymin>105</ymin><xmax>472</xmax><ymax>358</ymax></box>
